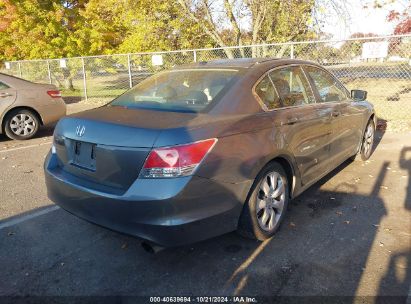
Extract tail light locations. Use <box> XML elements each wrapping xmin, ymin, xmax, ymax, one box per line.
<box><xmin>140</xmin><ymin>138</ymin><xmax>217</xmax><ymax>178</ymax></box>
<box><xmin>47</xmin><ymin>90</ymin><xmax>62</xmax><ymax>98</ymax></box>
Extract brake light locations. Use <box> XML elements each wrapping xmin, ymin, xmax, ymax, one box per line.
<box><xmin>141</xmin><ymin>138</ymin><xmax>217</xmax><ymax>178</ymax></box>
<box><xmin>47</xmin><ymin>90</ymin><xmax>62</xmax><ymax>98</ymax></box>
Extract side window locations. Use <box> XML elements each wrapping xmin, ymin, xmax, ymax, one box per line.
<box><xmin>305</xmin><ymin>66</ymin><xmax>348</xmax><ymax>103</ymax></box>
<box><xmin>255</xmin><ymin>75</ymin><xmax>281</xmax><ymax>110</ymax></box>
<box><xmin>0</xmin><ymin>82</ymin><xmax>10</xmax><ymax>90</ymax></box>
<box><xmin>255</xmin><ymin>66</ymin><xmax>315</xmax><ymax>110</ymax></box>
<box><xmin>269</xmin><ymin>66</ymin><xmax>315</xmax><ymax>108</ymax></box>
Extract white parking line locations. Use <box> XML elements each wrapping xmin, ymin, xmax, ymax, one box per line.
<box><xmin>0</xmin><ymin>205</ymin><xmax>59</xmax><ymax>230</ymax></box>
<box><xmin>0</xmin><ymin>141</ymin><xmax>52</xmax><ymax>154</ymax></box>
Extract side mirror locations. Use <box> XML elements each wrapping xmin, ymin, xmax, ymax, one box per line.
<box><xmin>351</xmin><ymin>89</ymin><xmax>367</xmax><ymax>101</ymax></box>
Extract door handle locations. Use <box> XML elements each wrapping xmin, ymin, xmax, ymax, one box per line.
<box><xmin>331</xmin><ymin>111</ymin><xmax>340</xmax><ymax>117</ymax></box>
<box><xmin>0</xmin><ymin>93</ymin><xmax>12</xmax><ymax>98</ymax></box>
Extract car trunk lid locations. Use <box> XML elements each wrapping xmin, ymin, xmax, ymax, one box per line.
<box><xmin>53</xmin><ymin>108</ymin><xmax>166</xmax><ymax>193</ymax></box>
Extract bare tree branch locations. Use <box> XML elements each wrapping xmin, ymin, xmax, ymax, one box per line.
<box><xmin>223</xmin><ymin>0</ymin><xmax>243</xmax><ymax>46</ymax></box>
<box><xmin>177</xmin><ymin>0</ymin><xmax>234</xmax><ymax>58</ymax></box>
<box><xmin>177</xmin><ymin>0</ymin><xmax>317</xmax><ymax>59</ymax></box>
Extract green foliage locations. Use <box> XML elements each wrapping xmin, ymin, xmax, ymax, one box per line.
<box><xmin>0</xmin><ymin>0</ymin><xmax>213</xmax><ymax>61</ymax></box>
<box><xmin>257</xmin><ymin>0</ymin><xmax>316</xmax><ymax>44</ymax></box>
<box><xmin>339</xmin><ymin>33</ymin><xmax>377</xmax><ymax>59</ymax></box>
<box><xmin>116</xmin><ymin>0</ymin><xmax>210</xmax><ymax>53</ymax></box>
<box><xmin>0</xmin><ymin>0</ymin><xmax>85</xmax><ymax>60</ymax></box>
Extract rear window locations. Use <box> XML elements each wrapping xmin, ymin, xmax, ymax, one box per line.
<box><xmin>110</xmin><ymin>69</ymin><xmax>240</xmax><ymax>113</ymax></box>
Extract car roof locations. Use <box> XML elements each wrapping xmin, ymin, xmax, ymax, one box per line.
<box><xmin>177</xmin><ymin>58</ymin><xmax>317</xmax><ymax>69</ymax></box>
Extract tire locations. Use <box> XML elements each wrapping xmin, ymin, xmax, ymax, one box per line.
<box><xmin>351</xmin><ymin>119</ymin><xmax>375</xmax><ymax>162</ymax></box>
<box><xmin>237</xmin><ymin>161</ymin><xmax>290</xmax><ymax>241</ymax></box>
<box><xmin>4</xmin><ymin>109</ymin><xmax>40</xmax><ymax>140</ymax></box>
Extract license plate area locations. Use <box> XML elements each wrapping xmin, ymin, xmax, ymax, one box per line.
<box><xmin>71</xmin><ymin>141</ymin><xmax>96</xmax><ymax>171</ymax></box>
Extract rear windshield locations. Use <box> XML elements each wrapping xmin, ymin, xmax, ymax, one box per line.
<box><xmin>109</xmin><ymin>69</ymin><xmax>240</xmax><ymax>113</ymax></box>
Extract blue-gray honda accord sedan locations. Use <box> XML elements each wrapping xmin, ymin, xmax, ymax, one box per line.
<box><xmin>45</xmin><ymin>58</ymin><xmax>376</xmax><ymax>246</ymax></box>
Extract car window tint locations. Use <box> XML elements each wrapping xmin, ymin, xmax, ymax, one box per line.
<box><xmin>268</xmin><ymin>66</ymin><xmax>315</xmax><ymax>108</ymax></box>
<box><xmin>305</xmin><ymin>66</ymin><xmax>348</xmax><ymax>103</ymax></box>
<box><xmin>110</xmin><ymin>69</ymin><xmax>240</xmax><ymax>113</ymax></box>
<box><xmin>0</xmin><ymin>82</ymin><xmax>10</xmax><ymax>90</ymax></box>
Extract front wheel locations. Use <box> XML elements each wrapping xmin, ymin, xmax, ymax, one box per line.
<box><xmin>4</xmin><ymin>109</ymin><xmax>40</xmax><ymax>140</ymax></box>
<box><xmin>237</xmin><ymin>162</ymin><xmax>289</xmax><ymax>241</ymax></box>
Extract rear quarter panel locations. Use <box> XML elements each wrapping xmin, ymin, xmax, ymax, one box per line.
<box><xmin>153</xmin><ymin>113</ymin><xmax>277</xmax><ymax>184</ymax></box>
<box><xmin>172</xmin><ymin>113</ymin><xmax>300</xmax><ymax>202</ymax></box>
<box><xmin>13</xmin><ymin>88</ymin><xmax>66</xmax><ymax>125</ymax></box>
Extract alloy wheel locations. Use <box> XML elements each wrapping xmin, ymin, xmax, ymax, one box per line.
<box><xmin>9</xmin><ymin>113</ymin><xmax>37</xmax><ymax>136</ymax></box>
<box><xmin>256</xmin><ymin>171</ymin><xmax>286</xmax><ymax>232</ymax></box>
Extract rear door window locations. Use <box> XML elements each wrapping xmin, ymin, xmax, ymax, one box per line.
<box><xmin>255</xmin><ymin>66</ymin><xmax>315</xmax><ymax>110</ymax></box>
<box><xmin>254</xmin><ymin>75</ymin><xmax>281</xmax><ymax>110</ymax></box>
<box><xmin>268</xmin><ymin>66</ymin><xmax>315</xmax><ymax>108</ymax></box>
<box><xmin>304</xmin><ymin>66</ymin><xmax>349</xmax><ymax>103</ymax></box>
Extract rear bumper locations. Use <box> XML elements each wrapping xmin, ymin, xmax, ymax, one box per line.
<box><xmin>44</xmin><ymin>152</ymin><xmax>251</xmax><ymax>246</ymax></box>
<box><xmin>39</xmin><ymin>99</ymin><xmax>66</xmax><ymax>126</ymax></box>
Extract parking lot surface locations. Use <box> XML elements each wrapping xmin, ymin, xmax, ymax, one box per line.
<box><xmin>0</xmin><ymin>104</ymin><xmax>410</xmax><ymax>300</ymax></box>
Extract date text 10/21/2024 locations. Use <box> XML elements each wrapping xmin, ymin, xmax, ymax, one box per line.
<box><xmin>149</xmin><ymin>296</ymin><xmax>258</xmax><ymax>303</ymax></box>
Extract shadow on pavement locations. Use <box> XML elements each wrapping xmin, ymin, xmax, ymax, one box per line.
<box><xmin>62</xmin><ymin>96</ymin><xmax>82</xmax><ymax>105</ymax></box>
<box><xmin>0</xmin><ymin>126</ymin><xmax>54</xmax><ymax>143</ymax></box>
<box><xmin>0</xmin><ymin>131</ymin><xmax>407</xmax><ymax>301</ymax></box>
<box><xmin>375</xmin><ymin>146</ymin><xmax>411</xmax><ymax>301</ymax></box>
<box><xmin>0</xmin><ymin>156</ymin><xmax>401</xmax><ymax>300</ymax></box>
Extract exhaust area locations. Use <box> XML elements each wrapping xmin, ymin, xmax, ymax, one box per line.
<box><xmin>141</xmin><ymin>241</ymin><xmax>165</xmax><ymax>254</ymax></box>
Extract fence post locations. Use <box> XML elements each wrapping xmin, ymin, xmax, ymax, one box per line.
<box><xmin>290</xmin><ymin>44</ymin><xmax>294</xmax><ymax>59</ymax></box>
<box><xmin>193</xmin><ymin>50</ymin><xmax>197</xmax><ymax>62</ymax></box>
<box><xmin>127</xmin><ymin>54</ymin><xmax>133</xmax><ymax>88</ymax></box>
<box><xmin>47</xmin><ymin>60</ymin><xmax>52</xmax><ymax>84</ymax></box>
<box><xmin>18</xmin><ymin>62</ymin><xmax>22</xmax><ymax>78</ymax></box>
<box><xmin>81</xmin><ymin>58</ymin><xmax>88</xmax><ymax>102</ymax></box>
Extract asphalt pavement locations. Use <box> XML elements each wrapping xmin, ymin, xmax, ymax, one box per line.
<box><xmin>0</xmin><ymin>103</ymin><xmax>410</xmax><ymax>302</ymax></box>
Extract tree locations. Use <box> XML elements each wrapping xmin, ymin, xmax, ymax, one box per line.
<box><xmin>0</xmin><ymin>0</ymin><xmax>87</xmax><ymax>61</ymax></box>
<box><xmin>0</xmin><ymin>0</ymin><xmax>89</xmax><ymax>89</ymax></box>
<box><xmin>0</xmin><ymin>0</ymin><xmax>16</xmax><ymax>60</ymax></box>
<box><xmin>0</xmin><ymin>0</ymin><xmax>213</xmax><ymax>88</ymax></box>
<box><xmin>0</xmin><ymin>0</ymin><xmax>212</xmax><ymax>61</ymax></box>
<box><xmin>387</xmin><ymin>2</ymin><xmax>411</xmax><ymax>34</ymax></box>
<box><xmin>177</xmin><ymin>0</ymin><xmax>316</xmax><ymax>58</ymax></box>
<box><xmin>339</xmin><ymin>32</ymin><xmax>377</xmax><ymax>59</ymax></box>
<box><xmin>77</xmin><ymin>0</ymin><xmax>211</xmax><ymax>54</ymax></box>
<box><xmin>0</xmin><ymin>0</ymin><xmax>354</xmax><ymax>63</ymax></box>
<box><xmin>385</xmin><ymin>2</ymin><xmax>411</xmax><ymax>57</ymax></box>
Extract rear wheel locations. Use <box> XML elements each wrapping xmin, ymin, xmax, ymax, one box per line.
<box><xmin>352</xmin><ymin>119</ymin><xmax>375</xmax><ymax>161</ymax></box>
<box><xmin>238</xmin><ymin>162</ymin><xmax>289</xmax><ymax>241</ymax></box>
<box><xmin>4</xmin><ymin>109</ymin><xmax>40</xmax><ymax>140</ymax></box>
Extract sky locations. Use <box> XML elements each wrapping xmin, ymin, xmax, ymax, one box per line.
<box><xmin>321</xmin><ymin>0</ymin><xmax>409</xmax><ymax>40</ymax></box>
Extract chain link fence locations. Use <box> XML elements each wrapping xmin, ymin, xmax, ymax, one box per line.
<box><xmin>1</xmin><ymin>35</ymin><xmax>410</xmax><ymax>124</ymax></box>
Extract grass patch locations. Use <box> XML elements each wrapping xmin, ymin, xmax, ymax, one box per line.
<box><xmin>341</xmin><ymin>78</ymin><xmax>411</xmax><ymax>121</ymax></box>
